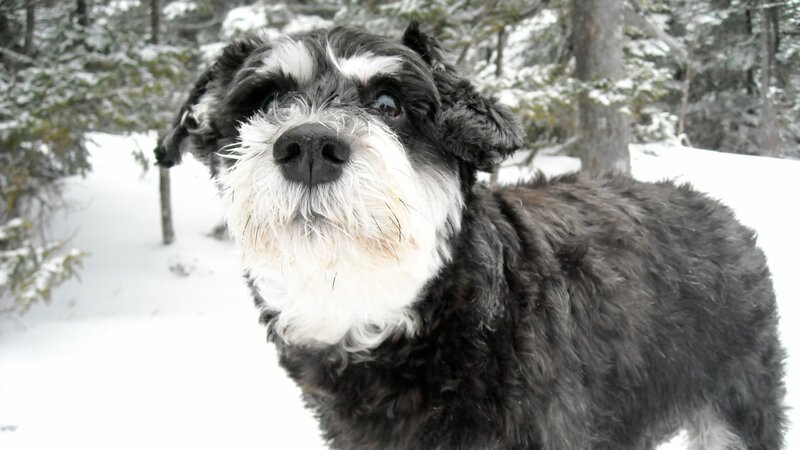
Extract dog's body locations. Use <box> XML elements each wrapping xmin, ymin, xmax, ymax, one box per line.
<box><xmin>156</xmin><ymin>24</ymin><xmax>786</xmax><ymax>449</ymax></box>
<box><xmin>274</xmin><ymin>175</ymin><xmax>786</xmax><ymax>450</ymax></box>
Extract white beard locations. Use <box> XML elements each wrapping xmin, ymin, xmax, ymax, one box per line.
<box><xmin>220</xmin><ymin>103</ymin><xmax>463</xmax><ymax>351</ymax></box>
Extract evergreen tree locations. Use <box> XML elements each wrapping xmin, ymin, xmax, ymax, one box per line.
<box><xmin>0</xmin><ymin>0</ymin><xmax>194</xmax><ymax>313</ymax></box>
<box><xmin>2</xmin><ymin>0</ymin><xmax>798</xmax><ymax>313</ymax></box>
<box><xmin>653</xmin><ymin>0</ymin><xmax>799</xmax><ymax>155</ymax></box>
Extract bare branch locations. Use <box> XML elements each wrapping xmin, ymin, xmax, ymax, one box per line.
<box><xmin>169</xmin><ymin>16</ymin><xmax>223</xmax><ymax>32</ymax></box>
<box><xmin>0</xmin><ymin>46</ymin><xmax>35</xmax><ymax>65</ymax></box>
<box><xmin>625</xmin><ymin>0</ymin><xmax>690</xmax><ymax>63</ymax></box>
<box><xmin>508</xmin><ymin>135</ymin><xmax>582</xmax><ymax>170</ymax></box>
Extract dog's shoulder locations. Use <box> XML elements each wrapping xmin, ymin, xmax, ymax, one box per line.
<box><xmin>468</xmin><ymin>171</ymin><xmax>758</xmax><ymax>267</ymax></box>
<box><xmin>485</xmin><ymin>171</ymin><xmax>735</xmax><ymax>224</ymax></box>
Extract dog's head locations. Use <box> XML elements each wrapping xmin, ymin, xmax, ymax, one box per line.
<box><xmin>157</xmin><ymin>24</ymin><xmax>523</xmax><ymax>350</ymax></box>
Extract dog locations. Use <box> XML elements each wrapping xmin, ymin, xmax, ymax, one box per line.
<box><xmin>155</xmin><ymin>23</ymin><xmax>786</xmax><ymax>450</ymax></box>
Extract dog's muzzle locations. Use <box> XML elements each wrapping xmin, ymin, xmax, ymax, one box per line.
<box><xmin>273</xmin><ymin>123</ymin><xmax>352</xmax><ymax>187</ymax></box>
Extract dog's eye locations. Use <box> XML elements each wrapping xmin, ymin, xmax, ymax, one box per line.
<box><xmin>372</xmin><ymin>92</ymin><xmax>401</xmax><ymax>117</ymax></box>
<box><xmin>260</xmin><ymin>94</ymin><xmax>278</xmax><ymax>111</ymax></box>
<box><xmin>180</xmin><ymin>111</ymin><xmax>200</xmax><ymax>131</ymax></box>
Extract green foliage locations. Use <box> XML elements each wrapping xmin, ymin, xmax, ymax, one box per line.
<box><xmin>0</xmin><ymin>1</ymin><xmax>197</xmax><ymax>313</ymax></box>
<box><xmin>1</xmin><ymin>0</ymin><xmax>797</xmax><ymax>316</ymax></box>
<box><xmin>333</xmin><ymin>0</ymin><xmax>798</xmax><ymax>153</ymax></box>
<box><xmin>1</xmin><ymin>3</ymin><xmax>197</xmax><ymax>188</ymax></box>
<box><xmin>0</xmin><ymin>218</ymin><xmax>84</xmax><ymax>315</ymax></box>
<box><xmin>477</xmin><ymin>6</ymin><xmax>677</xmax><ymax>147</ymax></box>
<box><xmin>3</xmin><ymin>23</ymin><xmax>196</xmax><ymax>138</ymax></box>
<box><xmin>335</xmin><ymin>0</ymin><xmax>679</xmax><ymax>148</ymax></box>
<box><xmin>647</xmin><ymin>0</ymin><xmax>800</xmax><ymax>154</ymax></box>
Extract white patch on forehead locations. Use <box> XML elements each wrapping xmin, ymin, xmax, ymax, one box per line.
<box><xmin>258</xmin><ymin>38</ymin><xmax>315</xmax><ymax>84</ymax></box>
<box><xmin>326</xmin><ymin>43</ymin><xmax>403</xmax><ymax>83</ymax></box>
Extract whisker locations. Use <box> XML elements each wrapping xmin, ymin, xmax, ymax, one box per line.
<box><xmin>370</xmin><ymin>214</ymin><xmax>384</xmax><ymax>237</ymax></box>
<box><xmin>384</xmin><ymin>202</ymin><xmax>404</xmax><ymax>241</ymax></box>
<box><xmin>242</xmin><ymin>214</ymin><xmax>252</xmax><ymax>242</ymax></box>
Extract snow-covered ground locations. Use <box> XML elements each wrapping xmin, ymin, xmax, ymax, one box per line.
<box><xmin>1</xmin><ymin>133</ymin><xmax>798</xmax><ymax>449</ymax></box>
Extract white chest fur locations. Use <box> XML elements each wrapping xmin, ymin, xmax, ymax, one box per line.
<box><xmin>222</xmin><ymin>108</ymin><xmax>463</xmax><ymax>351</ymax></box>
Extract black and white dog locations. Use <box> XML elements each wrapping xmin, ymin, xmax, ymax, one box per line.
<box><xmin>155</xmin><ymin>24</ymin><xmax>786</xmax><ymax>450</ymax></box>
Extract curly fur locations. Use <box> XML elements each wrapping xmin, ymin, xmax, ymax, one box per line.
<box><xmin>156</xmin><ymin>23</ymin><xmax>786</xmax><ymax>450</ymax></box>
<box><xmin>272</xmin><ymin>173</ymin><xmax>786</xmax><ymax>449</ymax></box>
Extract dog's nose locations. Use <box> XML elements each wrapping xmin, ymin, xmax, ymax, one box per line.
<box><xmin>272</xmin><ymin>123</ymin><xmax>351</xmax><ymax>187</ymax></box>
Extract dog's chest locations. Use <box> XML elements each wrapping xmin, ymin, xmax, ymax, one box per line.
<box><xmin>278</xmin><ymin>339</ymin><xmax>508</xmax><ymax>449</ymax></box>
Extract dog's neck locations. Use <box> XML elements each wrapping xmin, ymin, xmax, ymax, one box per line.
<box><xmin>244</xmin><ymin>168</ymin><xmax>464</xmax><ymax>353</ymax></box>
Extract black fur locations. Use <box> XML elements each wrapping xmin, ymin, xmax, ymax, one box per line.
<box><xmin>272</xmin><ymin>174</ymin><xmax>786</xmax><ymax>449</ymax></box>
<box><xmin>159</xmin><ymin>24</ymin><xmax>786</xmax><ymax>449</ymax></box>
<box><xmin>156</xmin><ymin>36</ymin><xmax>262</xmax><ymax>171</ymax></box>
<box><xmin>403</xmin><ymin>23</ymin><xmax>524</xmax><ymax>171</ymax></box>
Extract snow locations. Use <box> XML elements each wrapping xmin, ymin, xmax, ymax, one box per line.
<box><xmin>96</xmin><ymin>0</ymin><xmax>139</xmax><ymax>16</ymax></box>
<box><xmin>4</xmin><ymin>218</ymin><xmax>25</xmax><ymax>229</ymax></box>
<box><xmin>282</xmin><ymin>15</ymin><xmax>333</xmax><ymax>35</ymax></box>
<box><xmin>163</xmin><ymin>0</ymin><xmax>197</xmax><ymax>20</ymax></box>
<box><xmin>1</xmin><ymin>134</ymin><xmax>799</xmax><ymax>449</ymax></box>
<box><xmin>0</xmin><ymin>133</ymin><xmax>321</xmax><ymax>450</ymax></box>
<box><xmin>199</xmin><ymin>42</ymin><xmax>226</xmax><ymax>63</ymax></box>
<box><xmin>222</xmin><ymin>5</ymin><xmax>269</xmax><ymax>39</ymax></box>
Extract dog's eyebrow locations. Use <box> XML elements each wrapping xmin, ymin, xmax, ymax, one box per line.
<box><xmin>257</xmin><ymin>39</ymin><xmax>315</xmax><ymax>85</ymax></box>
<box><xmin>326</xmin><ymin>46</ymin><xmax>403</xmax><ymax>84</ymax></box>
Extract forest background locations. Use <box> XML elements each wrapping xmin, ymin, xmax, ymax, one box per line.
<box><xmin>1</xmin><ymin>0</ymin><xmax>798</xmax><ymax>314</ymax></box>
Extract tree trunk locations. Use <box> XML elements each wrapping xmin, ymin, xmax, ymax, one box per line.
<box><xmin>149</xmin><ymin>0</ymin><xmax>175</xmax><ymax>245</ymax></box>
<box><xmin>495</xmin><ymin>26</ymin><xmax>505</xmax><ymax>79</ymax></box>
<box><xmin>678</xmin><ymin>54</ymin><xmax>693</xmax><ymax>143</ymax></box>
<box><xmin>572</xmin><ymin>0</ymin><xmax>630</xmax><ymax>175</ymax></box>
<box><xmin>759</xmin><ymin>0</ymin><xmax>778</xmax><ymax>156</ymax></box>
<box><xmin>76</xmin><ymin>0</ymin><xmax>90</xmax><ymax>28</ymax></box>
<box><xmin>159</xmin><ymin>167</ymin><xmax>175</xmax><ymax>245</ymax></box>
<box><xmin>150</xmin><ymin>0</ymin><xmax>160</xmax><ymax>45</ymax></box>
<box><xmin>24</xmin><ymin>0</ymin><xmax>35</xmax><ymax>56</ymax></box>
<box><xmin>746</xmin><ymin>6</ymin><xmax>755</xmax><ymax>96</ymax></box>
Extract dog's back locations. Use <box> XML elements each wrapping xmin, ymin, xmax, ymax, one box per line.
<box><xmin>476</xmin><ymin>173</ymin><xmax>786</xmax><ymax>449</ymax></box>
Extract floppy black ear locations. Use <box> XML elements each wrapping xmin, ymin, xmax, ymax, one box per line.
<box><xmin>402</xmin><ymin>23</ymin><xmax>524</xmax><ymax>171</ymax></box>
<box><xmin>155</xmin><ymin>38</ymin><xmax>260</xmax><ymax>168</ymax></box>
<box><xmin>154</xmin><ymin>68</ymin><xmax>214</xmax><ymax>168</ymax></box>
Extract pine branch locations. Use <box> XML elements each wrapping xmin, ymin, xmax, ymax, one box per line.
<box><xmin>0</xmin><ymin>46</ymin><xmax>35</xmax><ymax>65</ymax></box>
<box><xmin>625</xmin><ymin>0</ymin><xmax>693</xmax><ymax>66</ymax></box>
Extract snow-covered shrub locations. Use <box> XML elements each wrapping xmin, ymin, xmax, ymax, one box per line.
<box><xmin>0</xmin><ymin>2</ymin><xmax>198</xmax><ymax>313</ymax></box>
<box><xmin>219</xmin><ymin>2</ymin><xmax>334</xmax><ymax>41</ymax></box>
<box><xmin>0</xmin><ymin>218</ymin><xmax>83</xmax><ymax>315</ymax></box>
